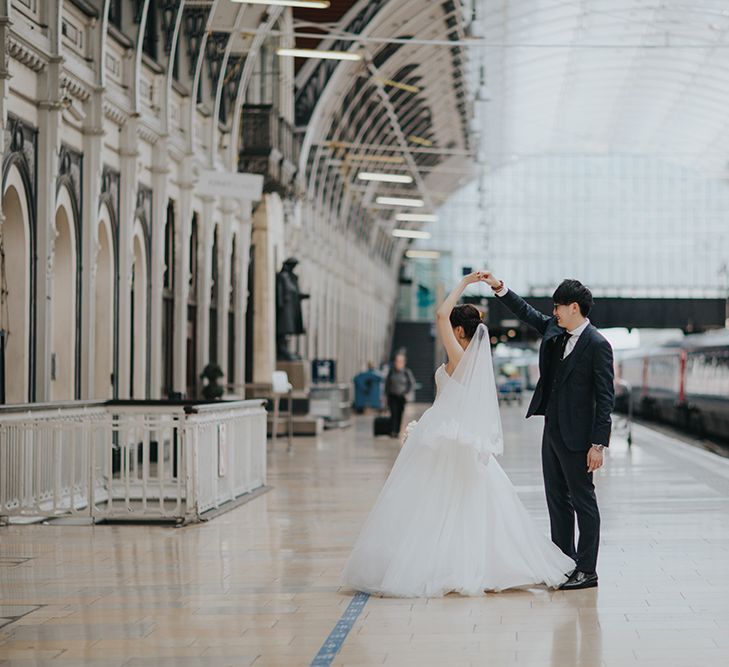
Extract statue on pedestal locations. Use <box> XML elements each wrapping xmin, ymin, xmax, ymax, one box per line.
<box><xmin>276</xmin><ymin>257</ymin><xmax>309</xmax><ymax>360</ymax></box>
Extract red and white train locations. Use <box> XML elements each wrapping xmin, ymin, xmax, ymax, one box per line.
<box><xmin>616</xmin><ymin>329</ymin><xmax>729</xmax><ymax>440</ymax></box>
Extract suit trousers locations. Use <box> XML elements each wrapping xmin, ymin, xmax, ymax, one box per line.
<box><xmin>541</xmin><ymin>417</ymin><xmax>601</xmax><ymax>573</ymax></box>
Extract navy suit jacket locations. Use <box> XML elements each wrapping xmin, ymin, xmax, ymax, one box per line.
<box><xmin>498</xmin><ymin>290</ymin><xmax>615</xmax><ymax>451</ymax></box>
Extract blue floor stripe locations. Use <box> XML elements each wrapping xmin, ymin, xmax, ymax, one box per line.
<box><xmin>310</xmin><ymin>592</ymin><xmax>370</xmax><ymax>667</ymax></box>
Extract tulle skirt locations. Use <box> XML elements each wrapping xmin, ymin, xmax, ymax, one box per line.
<box><xmin>341</xmin><ymin>436</ymin><xmax>575</xmax><ymax>598</ymax></box>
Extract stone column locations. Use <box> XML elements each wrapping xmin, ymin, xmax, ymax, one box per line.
<box><xmin>251</xmin><ymin>196</ymin><xmax>276</xmax><ymax>384</ymax></box>
<box><xmin>173</xmin><ymin>156</ymin><xmax>193</xmax><ymax>396</ymax></box>
<box><xmin>218</xmin><ymin>200</ymin><xmax>234</xmax><ymax>388</ymax></box>
<box><xmin>195</xmin><ymin>197</ymin><xmax>214</xmax><ymax>386</ymax></box>
<box><xmin>149</xmin><ymin>140</ymin><xmax>169</xmax><ymax>398</ymax></box>
<box><xmin>235</xmin><ymin>214</ymin><xmax>252</xmax><ymax>393</ymax></box>
<box><xmin>35</xmin><ymin>56</ymin><xmax>63</xmax><ymax>402</ymax></box>
<box><xmin>117</xmin><ymin>118</ymin><xmax>139</xmax><ymax>399</ymax></box>
<box><xmin>79</xmin><ymin>95</ymin><xmax>104</xmax><ymax>399</ymax></box>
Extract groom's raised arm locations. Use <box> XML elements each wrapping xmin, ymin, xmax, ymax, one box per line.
<box><xmin>486</xmin><ymin>279</ymin><xmax>551</xmax><ymax>336</ymax></box>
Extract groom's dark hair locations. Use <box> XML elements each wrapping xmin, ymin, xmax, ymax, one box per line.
<box><xmin>553</xmin><ymin>279</ymin><xmax>594</xmax><ymax>317</ymax></box>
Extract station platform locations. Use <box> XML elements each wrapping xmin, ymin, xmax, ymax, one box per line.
<box><xmin>2</xmin><ymin>402</ymin><xmax>729</xmax><ymax>667</ymax></box>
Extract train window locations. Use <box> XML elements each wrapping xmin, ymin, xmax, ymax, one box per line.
<box><xmin>647</xmin><ymin>355</ymin><xmax>681</xmax><ymax>393</ymax></box>
<box><xmin>686</xmin><ymin>350</ymin><xmax>729</xmax><ymax>397</ymax></box>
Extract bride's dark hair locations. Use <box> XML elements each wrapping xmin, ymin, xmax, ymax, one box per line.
<box><xmin>449</xmin><ymin>304</ymin><xmax>482</xmax><ymax>340</ymax></box>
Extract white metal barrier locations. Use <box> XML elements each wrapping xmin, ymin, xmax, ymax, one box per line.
<box><xmin>0</xmin><ymin>400</ymin><xmax>267</xmax><ymax>524</ymax></box>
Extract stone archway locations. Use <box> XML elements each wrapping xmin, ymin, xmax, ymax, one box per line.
<box><xmin>50</xmin><ymin>190</ymin><xmax>77</xmax><ymax>401</ymax></box>
<box><xmin>0</xmin><ymin>167</ymin><xmax>31</xmax><ymax>403</ymax></box>
<box><xmin>94</xmin><ymin>205</ymin><xmax>115</xmax><ymax>398</ymax></box>
<box><xmin>130</xmin><ymin>224</ymin><xmax>148</xmax><ymax>399</ymax></box>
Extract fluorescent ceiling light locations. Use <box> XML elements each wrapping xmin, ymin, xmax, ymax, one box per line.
<box><xmin>277</xmin><ymin>48</ymin><xmax>361</xmax><ymax>61</ymax></box>
<box><xmin>234</xmin><ymin>0</ymin><xmax>329</xmax><ymax>6</ymax></box>
<box><xmin>395</xmin><ymin>213</ymin><xmax>438</xmax><ymax>222</ymax></box>
<box><xmin>406</xmin><ymin>250</ymin><xmax>440</xmax><ymax>259</ymax></box>
<box><xmin>378</xmin><ymin>78</ymin><xmax>420</xmax><ymax>94</ymax></box>
<box><xmin>358</xmin><ymin>172</ymin><xmax>413</xmax><ymax>184</ymax></box>
<box><xmin>345</xmin><ymin>154</ymin><xmax>405</xmax><ymax>164</ymax></box>
<box><xmin>408</xmin><ymin>135</ymin><xmax>433</xmax><ymax>147</ymax></box>
<box><xmin>376</xmin><ymin>196</ymin><xmax>424</xmax><ymax>207</ymax></box>
<box><xmin>392</xmin><ymin>229</ymin><xmax>432</xmax><ymax>239</ymax></box>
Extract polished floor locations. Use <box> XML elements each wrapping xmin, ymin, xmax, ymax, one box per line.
<box><xmin>2</xmin><ymin>401</ymin><xmax>729</xmax><ymax>667</ymax></box>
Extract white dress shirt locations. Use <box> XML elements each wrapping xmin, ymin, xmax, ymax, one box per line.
<box><xmin>494</xmin><ymin>285</ymin><xmax>603</xmax><ymax>450</ymax></box>
<box><xmin>563</xmin><ymin>318</ymin><xmax>590</xmax><ymax>358</ymax></box>
<box><xmin>492</xmin><ymin>284</ymin><xmax>589</xmax><ymax>357</ymax></box>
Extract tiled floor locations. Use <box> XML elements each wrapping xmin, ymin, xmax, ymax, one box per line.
<box><xmin>2</xmin><ymin>401</ymin><xmax>729</xmax><ymax>666</ymax></box>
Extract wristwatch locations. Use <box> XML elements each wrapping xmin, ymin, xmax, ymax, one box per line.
<box><xmin>591</xmin><ymin>444</ymin><xmax>605</xmax><ymax>452</ymax></box>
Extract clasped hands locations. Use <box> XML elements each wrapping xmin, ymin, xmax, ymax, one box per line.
<box><xmin>462</xmin><ymin>270</ymin><xmax>500</xmax><ymax>289</ymax></box>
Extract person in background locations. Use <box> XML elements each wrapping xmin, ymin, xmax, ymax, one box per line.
<box><xmin>385</xmin><ymin>353</ymin><xmax>416</xmax><ymax>438</ymax></box>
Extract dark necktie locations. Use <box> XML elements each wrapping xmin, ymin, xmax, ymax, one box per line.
<box><xmin>557</xmin><ymin>332</ymin><xmax>572</xmax><ymax>360</ymax></box>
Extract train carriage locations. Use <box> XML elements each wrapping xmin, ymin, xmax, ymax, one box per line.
<box><xmin>616</xmin><ymin>330</ymin><xmax>729</xmax><ymax>441</ymax></box>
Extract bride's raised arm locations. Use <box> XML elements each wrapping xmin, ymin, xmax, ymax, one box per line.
<box><xmin>435</xmin><ymin>272</ymin><xmax>484</xmax><ymax>372</ymax></box>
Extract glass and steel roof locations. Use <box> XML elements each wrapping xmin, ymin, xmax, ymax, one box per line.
<box><xmin>475</xmin><ymin>0</ymin><xmax>729</xmax><ymax>177</ymax></box>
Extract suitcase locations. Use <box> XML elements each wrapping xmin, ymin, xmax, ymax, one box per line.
<box><xmin>373</xmin><ymin>415</ymin><xmax>392</xmax><ymax>436</ymax></box>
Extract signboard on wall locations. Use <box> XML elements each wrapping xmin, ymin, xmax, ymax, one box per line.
<box><xmin>197</xmin><ymin>170</ymin><xmax>264</xmax><ymax>202</ymax></box>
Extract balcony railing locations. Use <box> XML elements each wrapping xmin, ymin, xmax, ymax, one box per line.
<box><xmin>239</xmin><ymin>104</ymin><xmax>300</xmax><ymax>192</ymax></box>
<box><xmin>0</xmin><ymin>399</ymin><xmax>267</xmax><ymax>524</ymax></box>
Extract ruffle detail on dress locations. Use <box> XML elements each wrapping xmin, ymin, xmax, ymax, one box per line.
<box><xmin>414</xmin><ymin>416</ymin><xmax>503</xmax><ymax>459</ymax></box>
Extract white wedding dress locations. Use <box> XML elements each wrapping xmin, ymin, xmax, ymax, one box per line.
<box><xmin>342</xmin><ymin>324</ymin><xmax>575</xmax><ymax>598</ymax></box>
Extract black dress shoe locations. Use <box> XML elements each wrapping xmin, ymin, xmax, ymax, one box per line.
<box><xmin>559</xmin><ymin>570</ymin><xmax>598</xmax><ymax>590</ymax></box>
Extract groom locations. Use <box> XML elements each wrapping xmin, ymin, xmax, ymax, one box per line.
<box><xmin>483</xmin><ymin>274</ymin><xmax>614</xmax><ymax>590</ymax></box>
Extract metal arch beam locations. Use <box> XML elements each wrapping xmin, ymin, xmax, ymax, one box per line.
<box><xmin>315</xmin><ymin>66</ymin><xmax>467</xmax><ymax>242</ymax></box>
<box><xmin>299</xmin><ymin>0</ymin><xmax>467</xmax><ymax>172</ymax></box>
<box><xmin>97</xmin><ymin>0</ymin><xmax>112</xmax><ymax>89</ymax></box>
<box><xmin>297</xmin><ymin>0</ymin><xmax>415</xmax><ymax>181</ymax></box>
<box><xmin>187</xmin><ymin>0</ymin><xmax>219</xmax><ymax>152</ymax></box>
<box><xmin>308</xmin><ymin>6</ymin><xmax>471</xmax><ymax>159</ymax></box>
<box><xmin>293</xmin><ymin>0</ymin><xmax>386</xmax><ymax>90</ymax></box>
<box><xmin>320</xmin><ymin>117</ymin><xmax>406</xmax><ymax>242</ymax></box>
<box><xmin>132</xmin><ymin>0</ymin><xmax>152</xmax><ymax>115</ymax></box>
<box><xmin>204</xmin><ymin>33</ymin><xmax>233</xmax><ymax>167</ymax></box>
<box><xmin>209</xmin><ymin>8</ymin><xmax>249</xmax><ymax>169</ymax></box>
<box><xmin>313</xmin><ymin>50</ymin><xmax>465</xmax><ymax>217</ymax></box>
<box><xmin>299</xmin><ymin>0</ymin><xmax>473</xmax><ymax>260</ymax></box>
<box><xmin>209</xmin><ymin>32</ymin><xmax>233</xmax><ymax>167</ymax></box>
<box><xmin>318</xmin><ymin>142</ymin><xmax>473</xmax><ymax>156</ymax></box>
<box><xmin>163</xmin><ymin>1</ymin><xmax>188</xmax><ymax>138</ymax></box>
<box><xmin>315</xmin><ymin>104</ymin><xmax>439</xmax><ymax>251</ymax></box>
<box><xmin>202</xmin><ymin>0</ymin><xmax>271</xmax><ymax>169</ymax></box>
<box><xmin>226</xmin><ymin>8</ymin><xmax>284</xmax><ymax>172</ymax></box>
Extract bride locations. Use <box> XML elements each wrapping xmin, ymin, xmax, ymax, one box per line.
<box><xmin>341</xmin><ymin>271</ymin><xmax>575</xmax><ymax>597</ymax></box>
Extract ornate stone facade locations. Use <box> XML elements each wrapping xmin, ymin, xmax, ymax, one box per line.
<box><xmin>0</xmin><ymin>1</ymin><xmax>405</xmax><ymax>403</ymax></box>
